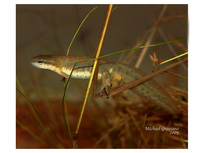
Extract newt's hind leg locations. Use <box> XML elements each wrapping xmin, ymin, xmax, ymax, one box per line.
<box><xmin>100</xmin><ymin>70</ymin><xmax>112</xmax><ymax>98</ymax></box>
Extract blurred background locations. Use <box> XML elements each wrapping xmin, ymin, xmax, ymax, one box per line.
<box><xmin>16</xmin><ymin>4</ymin><xmax>188</xmax><ymax>148</ymax></box>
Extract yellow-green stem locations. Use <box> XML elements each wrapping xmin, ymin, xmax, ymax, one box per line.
<box><xmin>160</xmin><ymin>52</ymin><xmax>188</xmax><ymax>65</ymax></box>
<box><xmin>75</xmin><ymin>4</ymin><xmax>113</xmax><ymax>138</ymax></box>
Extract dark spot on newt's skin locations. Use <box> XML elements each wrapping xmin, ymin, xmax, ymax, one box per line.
<box><xmin>87</xmin><ymin>67</ymin><xmax>91</xmax><ymax>71</ymax></box>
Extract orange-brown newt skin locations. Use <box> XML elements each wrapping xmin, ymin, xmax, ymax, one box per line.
<box><xmin>31</xmin><ymin>55</ymin><xmax>178</xmax><ymax>115</ymax></box>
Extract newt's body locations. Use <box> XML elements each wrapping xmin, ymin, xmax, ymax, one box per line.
<box><xmin>31</xmin><ymin>55</ymin><xmax>178</xmax><ymax>115</ymax></box>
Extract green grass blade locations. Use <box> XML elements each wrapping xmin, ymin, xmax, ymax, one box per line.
<box><xmin>100</xmin><ymin>38</ymin><xmax>187</xmax><ymax>59</ymax></box>
<box><xmin>16</xmin><ymin>119</ymin><xmax>48</xmax><ymax>146</ymax></box>
<box><xmin>160</xmin><ymin>52</ymin><xmax>188</xmax><ymax>65</ymax></box>
<box><xmin>62</xmin><ymin>70</ymin><xmax>76</xmax><ymax>144</ymax></box>
<box><xmin>17</xmin><ymin>76</ymin><xmax>64</xmax><ymax>146</ymax></box>
<box><xmin>16</xmin><ymin>87</ymin><xmax>57</xmax><ymax>147</ymax></box>
<box><xmin>181</xmin><ymin>139</ymin><xmax>188</xmax><ymax>142</ymax></box>
<box><xmin>62</xmin><ymin>84</ymin><xmax>73</xmax><ymax>142</ymax></box>
<box><xmin>66</xmin><ymin>5</ymin><xmax>99</xmax><ymax>56</ymax></box>
<box><xmin>16</xmin><ymin>76</ymin><xmax>25</xmax><ymax>95</ymax></box>
<box><xmin>74</xmin><ymin>38</ymin><xmax>187</xmax><ymax>64</ymax></box>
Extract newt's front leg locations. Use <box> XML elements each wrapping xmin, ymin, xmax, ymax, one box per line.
<box><xmin>100</xmin><ymin>70</ymin><xmax>112</xmax><ymax>98</ymax></box>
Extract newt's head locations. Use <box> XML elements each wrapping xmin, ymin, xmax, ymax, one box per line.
<box><xmin>31</xmin><ymin>55</ymin><xmax>58</xmax><ymax>70</ymax></box>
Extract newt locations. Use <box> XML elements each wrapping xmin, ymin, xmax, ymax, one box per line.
<box><xmin>31</xmin><ymin>55</ymin><xmax>178</xmax><ymax>115</ymax></box>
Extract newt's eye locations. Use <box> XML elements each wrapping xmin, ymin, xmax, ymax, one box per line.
<box><xmin>38</xmin><ymin>59</ymin><xmax>44</xmax><ymax>64</ymax></box>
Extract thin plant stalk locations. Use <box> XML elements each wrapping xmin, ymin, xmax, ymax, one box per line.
<box><xmin>98</xmin><ymin>39</ymin><xmax>187</xmax><ymax>60</ymax></box>
<box><xmin>16</xmin><ymin>76</ymin><xmax>25</xmax><ymax>95</ymax></box>
<box><xmin>160</xmin><ymin>52</ymin><xmax>188</xmax><ymax>65</ymax></box>
<box><xmin>62</xmin><ymin>5</ymin><xmax>100</xmax><ymax>146</ymax></box>
<box><xmin>135</xmin><ymin>5</ymin><xmax>168</xmax><ymax>68</ymax></box>
<box><xmin>167</xmin><ymin>71</ymin><xmax>188</xmax><ymax>80</ymax></box>
<box><xmin>73</xmin><ymin>4</ymin><xmax>113</xmax><ymax>147</ymax></box>
<box><xmin>66</xmin><ymin>5</ymin><xmax>99</xmax><ymax>56</ymax></box>
<box><xmin>62</xmin><ymin>83</ymin><xmax>73</xmax><ymax>144</ymax></box>
<box><xmin>158</xmin><ymin>27</ymin><xmax>188</xmax><ymax>71</ymax></box>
